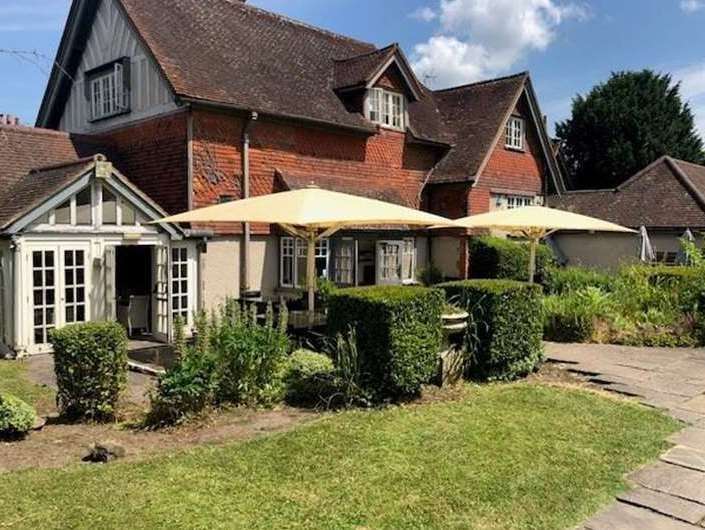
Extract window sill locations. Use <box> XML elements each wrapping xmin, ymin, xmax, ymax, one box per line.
<box><xmin>89</xmin><ymin>108</ymin><xmax>132</xmax><ymax>124</ymax></box>
<box><xmin>504</xmin><ymin>145</ymin><xmax>526</xmax><ymax>153</ymax></box>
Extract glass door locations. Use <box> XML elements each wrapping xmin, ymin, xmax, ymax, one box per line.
<box><xmin>63</xmin><ymin>249</ymin><xmax>87</xmax><ymax>325</ymax></box>
<box><xmin>376</xmin><ymin>241</ymin><xmax>403</xmax><ymax>285</ymax></box>
<box><xmin>31</xmin><ymin>249</ymin><xmax>57</xmax><ymax>348</ymax></box>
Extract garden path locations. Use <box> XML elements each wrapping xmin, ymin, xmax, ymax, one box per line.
<box><xmin>546</xmin><ymin>342</ymin><xmax>705</xmax><ymax>529</ymax></box>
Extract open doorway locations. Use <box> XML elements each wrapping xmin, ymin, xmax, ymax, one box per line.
<box><xmin>116</xmin><ymin>245</ymin><xmax>152</xmax><ymax>337</ymax></box>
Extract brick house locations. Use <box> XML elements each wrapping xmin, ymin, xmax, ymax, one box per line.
<box><xmin>1</xmin><ymin>0</ymin><xmax>563</xmax><ymax>355</ymax></box>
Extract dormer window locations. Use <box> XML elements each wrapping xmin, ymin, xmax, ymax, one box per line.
<box><xmin>367</xmin><ymin>88</ymin><xmax>406</xmax><ymax>131</ymax></box>
<box><xmin>86</xmin><ymin>58</ymin><xmax>131</xmax><ymax>122</ymax></box>
<box><xmin>505</xmin><ymin>116</ymin><xmax>525</xmax><ymax>151</ymax></box>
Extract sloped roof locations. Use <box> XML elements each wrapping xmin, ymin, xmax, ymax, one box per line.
<box><xmin>333</xmin><ymin>45</ymin><xmax>398</xmax><ymax>91</ymax></box>
<box><xmin>429</xmin><ymin>73</ymin><xmax>528</xmax><ymax>183</ymax></box>
<box><xmin>0</xmin><ymin>159</ymin><xmax>96</xmax><ymax>229</ymax></box>
<box><xmin>276</xmin><ymin>168</ymin><xmax>412</xmax><ymax>207</ymax></box>
<box><xmin>549</xmin><ymin>156</ymin><xmax>705</xmax><ymax>229</ymax></box>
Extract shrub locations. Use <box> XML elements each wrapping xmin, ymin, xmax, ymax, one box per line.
<box><xmin>284</xmin><ymin>350</ymin><xmax>336</xmax><ymax>406</ymax></box>
<box><xmin>469</xmin><ymin>236</ymin><xmax>554</xmax><ymax>282</ymax></box>
<box><xmin>50</xmin><ymin>322</ymin><xmax>128</xmax><ymax>421</ymax></box>
<box><xmin>0</xmin><ymin>392</ymin><xmax>36</xmax><ymax>437</ymax></box>
<box><xmin>147</xmin><ymin>351</ymin><xmax>217</xmax><ymax>427</ymax></box>
<box><xmin>543</xmin><ymin>266</ymin><xmax>614</xmax><ymax>295</ymax></box>
<box><xmin>417</xmin><ymin>265</ymin><xmax>444</xmax><ymax>286</ymax></box>
<box><xmin>439</xmin><ymin>280</ymin><xmax>543</xmax><ymax>381</ymax></box>
<box><xmin>542</xmin><ymin>287</ymin><xmax>614</xmax><ymax>343</ymax></box>
<box><xmin>212</xmin><ymin>301</ymin><xmax>290</xmax><ymax>406</ymax></box>
<box><xmin>327</xmin><ymin>286</ymin><xmax>444</xmax><ymax>400</ymax></box>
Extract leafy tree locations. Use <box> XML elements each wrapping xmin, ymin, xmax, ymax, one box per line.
<box><xmin>556</xmin><ymin>70</ymin><xmax>705</xmax><ymax>189</ymax></box>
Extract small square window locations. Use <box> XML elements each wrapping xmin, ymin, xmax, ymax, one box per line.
<box><xmin>367</xmin><ymin>88</ymin><xmax>406</xmax><ymax>131</ymax></box>
<box><xmin>88</xmin><ymin>60</ymin><xmax>130</xmax><ymax>121</ymax></box>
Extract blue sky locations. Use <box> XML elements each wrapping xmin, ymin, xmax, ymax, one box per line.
<box><xmin>2</xmin><ymin>0</ymin><xmax>705</xmax><ymax>136</ymax></box>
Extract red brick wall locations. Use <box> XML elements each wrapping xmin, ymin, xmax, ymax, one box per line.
<box><xmin>92</xmin><ymin>111</ymin><xmax>189</xmax><ymax>215</ymax></box>
<box><xmin>191</xmin><ymin>108</ymin><xmax>441</xmax><ymax>235</ymax></box>
<box><xmin>468</xmin><ymin>95</ymin><xmax>546</xmax><ymax>215</ymax></box>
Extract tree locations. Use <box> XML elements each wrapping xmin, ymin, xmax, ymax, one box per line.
<box><xmin>556</xmin><ymin>70</ymin><xmax>705</xmax><ymax>189</ymax></box>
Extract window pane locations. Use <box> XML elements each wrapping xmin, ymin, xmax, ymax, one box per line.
<box><xmin>75</xmin><ymin>188</ymin><xmax>92</xmax><ymax>225</ymax></box>
<box><xmin>55</xmin><ymin>199</ymin><xmax>71</xmax><ymax>224</ymax></box>
<box><xmin>102</xmin><ymin>188</ymin><xmax>118</xmax><ymax>224</ymax></box>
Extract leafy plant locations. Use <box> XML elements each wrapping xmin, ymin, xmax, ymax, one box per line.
<box><xmin>418</xmin><ymin>265</ymin><xmax>444</xmax><ymax>286</ymax></box>
<box><xmin>50</xmin><ymin>322</ymin><xmax>128</xmax><ymax>422</ymax></box>
<box><xmin>284</xmin><ymin>350</ymin><xmax>335</xmax><ymax>406</ymax></box>
<box><xmin>0</xmin><ymin>392</ymin><xmax>36</xmax><ymax>438</ymax></box>
<box><xmin>469</xmin><ymin>236</ymin><xmax>554</xmax><ymax>282</ymax></box>
<box><xmin>543</xmin><ymin>266</ymin><xmax>614</xmax><ymax>295</ymax></box>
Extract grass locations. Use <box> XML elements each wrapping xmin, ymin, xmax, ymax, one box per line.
<box><xmin>0</xmin><ymin>384</ymin><xmax>678</xmax><ymax>530</ymax></box>
<box><xmin>0</xmin><ymin>360</ymin><xmax>54</xmax><ymax>413</ymax></box>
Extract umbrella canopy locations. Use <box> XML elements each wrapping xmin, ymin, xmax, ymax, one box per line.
<box><xmin>157</xmin><ymin>187</ymin><xmax>455</xmax><ymax>229</ymax></box>
<box><xmin>156</xmin><ymin>187</ymin><xmax>458</xmax><ymax>320</ymax></box>
<box><xmin>639</xmin><ymin>226</ymin><xmax>656</xmax><ymax>263</ymax></box>
<box><xmin>452</xmin><ymin>206</ymin><xmax>635</xmax><ymax>283</ymax></box>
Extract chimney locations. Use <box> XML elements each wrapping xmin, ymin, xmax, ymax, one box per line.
<box><xmin>0</xmin><ymin>114</ymin><xmax>21</xmax><ymax>126</ymax></box>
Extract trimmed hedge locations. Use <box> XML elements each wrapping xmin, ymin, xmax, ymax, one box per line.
<box><xmin>50</xmin><ymin>322</ymin><xmax>128</xmax><ymax>421</ymax></box>
<box><xmin>439</xmin><ymin>279</ymin><xmax>544</xmax><ymax>381</ymax></box>
<box><xmin>469</xmin><ymin>236</ymin><xmax>554</xmax><ymax>282</ymax></box>
<box><xmin>0</xmin><ymin>392</ymin><xmax>36</xmax><ymax>437</ymax></box>
<box><xmin>284</xmin><ymin>350</ymin><xmax>336</xmax><ymax>406</ymax></box>
<box><xmin>327</xmin><ymin>286</ymin><xmax>444</xmax><ymax>400</ymax></box>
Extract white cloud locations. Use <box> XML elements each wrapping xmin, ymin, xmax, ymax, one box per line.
<box><xmin>673</xmin><ymin>62</ymin><xmax>705</xmax><ymax>136</ymax></box>
<box><xmin>680</xmin><ymin>0</ymin><xmax>705</xmax><ymax>13</ymax></box>
<box><xmin>411</xmin><ymin>0</ymin><xmax>589</xmax><ymax>88</ymax></box>
<box><xmin>409</xmin><ymin>6</ymin><xmax>438</xmax><ymax>22</ymax></box>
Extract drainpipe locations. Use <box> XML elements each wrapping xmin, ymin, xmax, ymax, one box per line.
<box><xmin>11</xmin><ymin>237</ymin><xmax>22</xmax><ymax>356</ymax></box>
<box><xmin>241</xmin><ymin>111</ymin><xmax>258</xmax><ymax>296</ymax></box>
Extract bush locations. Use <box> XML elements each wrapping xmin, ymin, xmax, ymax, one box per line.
<box><xmin>543</xmin><ymin>266</ymin><xmax>614</xmax><ymax>295</ymax></box>
<box><xmin>439</xmin><ymin>280</ymin><xmax>543</xmax><ymax>381</ymax></box>
<box><xmin>147</xmin><ymin>351</ymin><xmax>217</xmax><ymax>427</ymax></box>
<box><xmin>284</xmin><ymin>350</ymin><xmax>336</xmax><ymax>406</ymax></box>
<box><xmin>543</xmin><ymin>287</ymin><xmax>613</xmax><ymax>343</ymax></box>
<box><xmin>469</xmin><ymin>236</ymin><xmax>554</xmax><ymax>282</ymax></box>
<box><xmin>327</xmin><ymin>286</ymin><xmax>444</xmax><ymax>400</ymax></box>
<box><xmin>0</xmin><ymin>392</ymin><xmax>36</xmax><ymax>437</ymax></box>
<box><xmin>50</xmin><ymin>322</ymin><xmax>128</xmax><ymax>421</ymax></box>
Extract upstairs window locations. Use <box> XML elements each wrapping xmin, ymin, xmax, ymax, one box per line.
<box><xmin>87</xmin><ymin>59</ymin><xmax>130</xmax><ymax>122</ymax></box>
<box><xmin>505</xmin><ymin>116</ymin><xmax>525</xmax><ymax>151</ymax></box>
<box><xmin>493</xmin><ymin>194</ymin><xmax>536</xmax><ymax>210</ymax></box>
<box><xmin>367</xmin><ymin>88</ymin><xmax>406</xmax><ymax>131</ymax></box>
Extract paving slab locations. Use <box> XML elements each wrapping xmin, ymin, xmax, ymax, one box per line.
<box><xmin>669</xmin><ymin>427</ymin><xmax>705</xmax><ymax>449</ymax></box>
<box><xmin>631</xmin><ymin>462</ymin><xmax>705</xmax><ymax>504</ymax></box>
<box><xmin>584</xmin><ymin>502</ymin><xmax>698</xmax><ymax>529</ymax></box>
<box><xmin>680</xmin><ymin>395</ymin><xmax>705</xmax><ymax>414</ymax></box>
<box><xmin>668</xmin><ymin>408</ymin><xmax>705</xmax><ymax>425</ymax></box>
<box><xmin>618</xmin><ymin>487</ymin><xmax>705</xmax><ymax>525</ymax></box>
<box><xmin>661</xmin><ymin>446</ymin><xmax>705</xmax><ymax>473</ymax></box>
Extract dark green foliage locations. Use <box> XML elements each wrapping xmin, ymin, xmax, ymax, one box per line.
<box><xmin>556</xmin><ymin>70</ymin><xmax>705</xmax><ymax>189</ymax></box>
<box><xmin>439</xmin><ymin>280</ymin><xmax>544</xmax><ymax>381</ymax></box>
<box><xmin>543</xmin><ymin>266</ymin><xmax>614</xmax><ymax>295</ymax></box>
<box><xmin>417</xmin><ymin>265</ymin><xmax>445</xmax><ymax>286</ymax></box>
<box><xmin>147</xmin><ymin>351</ymin><xmax>218</xmax><ymax>427</ymax></box>
<box><xmin>284</xmin><ymin>350</ymin><xmax>335</xmax><ymax>406</ymax></box>
<box><xmin>327</xmin><ymin>286</ymin><xmax>444</xmax><ymax>400</ymax></box>
<box><xmin>50</xmin><ymin>322</ymin><xmax>128</xmax><ymax>421</ymax></box>
<box><xmin>542</xmin><ymin>288</ymin><xmax>611</xmax><ymax>343</ymax></box>
<box><xmin>0</xmin><ymin>392</ymin><xmax>36</xmax><ymax>437</ymax></box>
<box><xmin>469</xmin><ymin>236</ymin><xmax>554</xmax><ymax>282</ymax></box>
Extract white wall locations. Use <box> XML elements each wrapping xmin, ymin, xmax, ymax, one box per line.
<box><xmin>58</xmin><ymin>0</ymin><xmax>176</xmax><ymax>133</ymax></box>
<box><xmin>431</xmin><ymin>236</ymin><xmax>461</xmax><ymax>279</ymax></box>
<box><xmin>552</xmin><ymin>232</ymin><xmax>641</xmax><ymax>271</ymax></box>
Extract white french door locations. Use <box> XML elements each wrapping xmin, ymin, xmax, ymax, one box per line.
<box><xmin>375</xmin><ymin>239</ymin><xmax>416</xmax><ymax>286</ymax></box>
<box><xmin>29</xmin><ymin>245</ymin><xmax>90</xmax><ymax>352</ymax></box>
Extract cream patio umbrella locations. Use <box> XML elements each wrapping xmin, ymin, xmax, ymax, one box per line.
<box><xmin>155</xmin><ymin>186</ymin><xmax>458</xmax><ymax>319</ymax></box>
<box><xmin>452</xmin><ymin>206</ymin><xmax>635</xmax><ymax>283</ymax></box>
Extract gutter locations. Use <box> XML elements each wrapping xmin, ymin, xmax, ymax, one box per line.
<box><xmin>241</xmin><ymin>111</ymin><xmax>259</xmax><ymax>295</ymax></box>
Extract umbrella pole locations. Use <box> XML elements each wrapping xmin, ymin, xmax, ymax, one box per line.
<box><xmin>528</xmin><ymin>237</ymin><xmax>538</xmax><ymax>284</ymax></box>
<box><xmin>307</xmin><ymin>231</ymin><xmax>316</xmax><ymax>323</ymax></box>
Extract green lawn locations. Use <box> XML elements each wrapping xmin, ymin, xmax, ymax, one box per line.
<box><xmin>1</xmin><ymin>384</ymin><xmax>678</xmax><ymax>530</ymax></box>
<box><xmin>0</xmin><ymin>361</ymin><xmax>54</xmax><ymax>413</ymax></box>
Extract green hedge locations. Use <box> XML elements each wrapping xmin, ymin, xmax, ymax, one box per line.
<box><xmin>543</xmin><ymin>266</ymin><xmax>614</xmax><ymax>295</ymax></box>
<box><xmin>50</xmin><ymin>322</ymin><xmax>128</xmax><ymax>421</ymax></box>
<box><xmin>439</xmin><ymin>280</ymin><xmax>544</xmax><ymax>381</ymax></box>
<box><xmin>0</xmin><ymin>392</ymin><xmax>36</xmax><ymax>437</ymax></box>
<box><xmin>469</xmin><ymin>236</ymin><xmax>554</xmax><ymax>282</ymax></box>
<box><xmin>327</xmin><ymin>286</ymin><xmax>444</xmax><ymax>400</ymax></box>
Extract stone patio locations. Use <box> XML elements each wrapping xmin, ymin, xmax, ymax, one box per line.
<box><xmin>545</xmin><ymin>342</ymin><xmax>705</xmax><ymax>529</ymax></box>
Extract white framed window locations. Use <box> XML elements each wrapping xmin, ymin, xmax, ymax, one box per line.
<box><xmin>280</xmin><ymin>237</ymin><xmax>330</xmax><ymax>288</ymax></box>
<box><xmin>376</xmin><ymin>238</ymin><xmax>416</xmax><ymax>285</ymax></box>
<box><xmin>505</xmin><ymin>116</ymin><xmax>525</xmax><ymax>150</ymax></box>
<box><xmin>171</xmin><ymin>247</ymin><xmax>189</xmax><ymax>321</ymax></box>
<box><xmin>493</xmin><ymin>194</ymin><xmax>536</xmax><ymax>210</ymax></box>
<box><xmin>367</xmin><ymin>88</ymin><xmax>406</xmax><ymax>131</ymax></box>
<box><xmin>89</xmin><ymin>61</ymin><xmax>129</xmax><ymax>121</ymax></box>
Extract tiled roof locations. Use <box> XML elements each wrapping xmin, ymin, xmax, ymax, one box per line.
<box><xmin>0</xmin><ymin>158</ymin><xmax>95</xmax><ymax>229</ymax></box>
<box><xmin>276</xmin><ymin>168</ymin><xmax>412</xmax><ymax>207</ymax></box>
<box><xmin>333</xmin><ymin>45</ymin><xmax>398</xmax><ymax>91</ymax></box>
<box><xmin>429</xmin><ymin>73</ymin><xmax>528</xmax><ymax>183</ymax></box>
<box><xmin>549</xmin><ymin>156</ymin><xmax>705</xmax><ymax>229</ymax></box>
